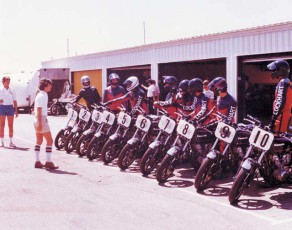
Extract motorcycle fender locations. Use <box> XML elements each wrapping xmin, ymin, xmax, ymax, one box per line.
<box><xmin>242</xmin><ymin>159</ymin><xmax>252</xmax><ymax>171</ymax></box>
<box><xmin>71</xmin><ymin>126</ymin><xmax>79</xmax><ymax>133</ymax></box>
<box><xmin>62</xmin><ymin>126</ymin><xmax>72</xmax><ymax>131</ymax></box>
<box><xmin>167</xmin><ymin>146</ymin><xmax>180</xmax><ymax>157</ymax></box>
<box><xmin>109</xmin><ymin>133</ymin><xmax>120</xmax><ymax>141</ymax></box>
<box><xmin>127</xmin><ymin>138</ymin><xmax>139</xmax><ymax>145</ymax></box>
<box><xmin>149</xmin><ymin>141</ymin><xmax>162</xmax><ymax>149</ymax></box>
<box><xmin>94</xmin><ymin>131</ymin><xmax>102</xmax><ymax>138</ymax></box>
<box><xmin>207</xmin><ymin>150</ymin><xmax>219</xmax><ymax>160</ymax></box>
<box><xmin>83</xmin><ymin>129</ymin><xmax>93</xmax><ymax>136</ymax></box>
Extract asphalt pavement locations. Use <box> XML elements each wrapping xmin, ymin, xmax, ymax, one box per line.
<box><xmin>0</xmin><ymin>114</ymin><xmax>291</xmax><ymax>230</ymax></box>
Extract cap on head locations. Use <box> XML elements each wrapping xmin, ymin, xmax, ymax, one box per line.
<box><xmin>267</xmin><ymin>59</ymin><xmax>290</xmax><ymax>79</ymax></box>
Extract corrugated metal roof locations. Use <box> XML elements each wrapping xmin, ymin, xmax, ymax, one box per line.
<box><xmin>42</xmin><ymin>21</ymin><xmax>292</xmax><ymax>64</ymax></box>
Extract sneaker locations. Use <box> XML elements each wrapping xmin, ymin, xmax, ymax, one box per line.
<box><xmin>35</xmin><ymin>161</ymin><xmax>45</xmax><ymax>169</ymax></box>
<box><xmin>44</xmin><ymin>162</ymin><xmax>59</xmax><ymax>170</ymax></box>
<box><xmin>9</xmin><ymin>142</ymin><xmax>16</xmax><ymax>148</ymax></box>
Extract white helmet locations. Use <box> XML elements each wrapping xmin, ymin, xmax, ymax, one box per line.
<box><xmin>123</xmin><ymin>76</ymin><xmax>139</xmax><ymax>91</ymax></box>
<box><xmin>109</xmin><ymin>73</ymin><xmax>120</xmax><ymax>85</ymax></box>
<box><xmin>81</xmin><ymin>75</ymin><xmax>90</xmax><ymax>88</ymax></box>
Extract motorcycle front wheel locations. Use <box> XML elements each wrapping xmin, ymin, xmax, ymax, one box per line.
<box><xmin>76</xmin><ymin>134</ymin><xmax>92</xmax><ymax>157</ymax></box>
<box><xmin>117</xmin><ymin>143</ymin><xmax>137</xmax><ymax>170</ymax></box>
<box><xmin>101</xmin><ymin>139</ymin><xmax>121</xmax><ymax>164</ymax></box>
<box><xmin>140</xmin><ymin>147</ymin><xmax>161</xmax><ymax>176</ymax></box>
<box><xmin>86</xmin><ymin>136</ymin><xmax>104</xmax><ymax>160</ymax></box>
<box><xmin>194</xmin><ymin>157</ymin><xmax>216</xmax><ymax>191</ymax></box>
<box><xmin>64</xmin><ymin>132</ymin><xmax>80</xmax><ymax>153</ymax></box>
<box><xmin>228</xmin><ymin>168</ymin><xmax>252</xmax><ymax>204</ymax></box>
<box><xmin>50</xmin><ymin>104</ymin><xmax>61</xmax><ymax>116</ymax></box>
<box><xmin>156</xmin><ymin>154</ymin><xmax>176</xmax><ymax>183</ymax></box>
<box><xmin>54</xmin><ymin>128</ymin><xmax>71</xmax><ymax>149</ymax></box>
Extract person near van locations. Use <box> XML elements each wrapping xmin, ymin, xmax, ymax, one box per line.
<box><xmin>0</xmin><ymin>76</ymin><xmax>18</xmax><ymax>147</ymax></box>
<box><xmin>141</xmin><ymin>79</ymin><xmax>159</xmax><ymax>114</ymax></box>
<box><xmin>33</xmin><ymin>78</ymin><xmax>58</xmax><ymax>169</ymax></box>
<box><xmin>203</xmin><ymin>80</ymin><xmax>214</xmax><ymax>99</ymax></box>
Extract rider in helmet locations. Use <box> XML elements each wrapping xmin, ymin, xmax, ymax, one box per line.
<box><xmin>154</xmin><ymin>79</ymin><xmax>193</xmax><ymax>119</ymax></box>
<box><xmin>180</xmin><ymin>78</ymin><xmax>214</xmax><ymax>124</ymax></box>
<box><xmin>102</xmin><ymin>73</ymin><xmax>126</xmax><ymax>113</ymax></box>
<box><xmin>208</xmin><ymin>77</ymin><xmax>237</xmax><ymax>123</ymax></box>
<box><xmin>104</xmin><ymin>76</ymin><xmax>148</xmax><ymax>115</ymax></box>
<box><xmin>163</xmin><ymin>76</ymin><xmax>178</xmax><ymax>100</ymax></box>
<box><xmin>73</xmin><ymin>75</ymin><xmax>101</xmax><ymax>111</ymax></box>
<box><xmin>267</xmin><ymin>59</ymin><xmax>292</xmax><ymax>132</ymax></box>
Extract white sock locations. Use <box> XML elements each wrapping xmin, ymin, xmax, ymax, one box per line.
<box><xmin>10</xmin><ymin>137</ymin><xmax>13</xmax><ymax>143</ymax></box>
<box><xmin>46</xmin><ymin>146</ymin><xmax>52</xmax><ymax>162</ymax></box>
<box><xmin>0</xmin><ymin>138</ymin><xmax>3</xmax><ymax>143</ymax></box>
<box><xmin>34</xmin><ymin>145</ymin><xmax>40</xmax><ymax>162</ymax></box>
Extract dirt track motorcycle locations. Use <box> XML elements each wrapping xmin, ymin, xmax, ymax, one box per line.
<box><xmin>100</xmin><ymin>109</ymin><xmax>135</xmax><ymax>164</ymax></box>
<box><xmin>228</xmin><ymin>117</ymin><xmax>292</xmax><ymax>204</ymax></box>
<box><xmin>86</xmin><ymin>109</ymin><xmax>117</xmax><ymax>160</ymax></box>
<box><xmin>64</xmin><ymin>106</ymin><xmax>91</xmax><ymax>153</ymax></box>
<box><xmin>54</xmin><ymin>104</ymin><xmax>80</xmax><ymax>150</ymax></box>
<box><xmin>50</xmin><ymin>98</ymin><xmax>73</xmax><ymax>116</ymax></box>
<box><xmin>194</xmin><ymin>114</ymin><xmax>254</xmax><ymax>191</ymax></box>
<box><xmin>155</xmin><ymin>110</ymin><xmax>216</xmax><ymax>183</ymax></box>
<box><xmin>140</xmin><ymin>111</ymin><xmax>176</xmax><ymax>176</ymax></box>
<box><xmin>117</xmin><ymin>112</ymin><xmax>159</xmax><ymax>170</ymax></box>
<box><xmin>75</xmin><ymin>105</ymin><xmax>103</xmax><ymax>157</ymax></box>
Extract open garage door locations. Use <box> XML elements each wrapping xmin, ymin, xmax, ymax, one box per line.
<box><xmin>237</xmin><ymin>52</ymin><xmax>292</xmax><ymax>122</ymax></box>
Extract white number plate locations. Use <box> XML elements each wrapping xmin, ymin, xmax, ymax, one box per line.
<box><xmin>79</xmin><ymin>108</ymin><xmax>91</xmax><ymax>122</ymax></box>
<box><xmin>158</xmin><ymin>115</ymin><xmax>176</xmax><ymax>134</ymax></box>
<box><xmin>67</xmin><ymin>108</ymin><xmax>78</xmax><ymax>122</ymax></box>
<box><xmin>102</xmin><ymin>110</ymin><xmax>116</xmax><ymax>125</ymax></box>
<box><xmin>135</xmin><ymin>115</ymin><xmax>151</xmax><ymax>132</ymax></box>
<box><xmin>91</xmin><ymin>110</ymin><xmax>103</xmax><ymax>124</ymax></box>
<box><xmin>117</xmin><ymin>112</ymin><xmax>132</xmax><ymax>128</ymax></box>
<box><xmin>215</xmin><ymin>122</ymin><xmax>236</xmax><ymax>144</ymax></box>
<box><xmin>249</xmin><ymin>126</ymin><xmax>274</xmax><ymax>151</ymax></box>
<box><xmin>177</xmin><ymin>120</ymin><xmax>195</xmax><ymax>140</ymax></box>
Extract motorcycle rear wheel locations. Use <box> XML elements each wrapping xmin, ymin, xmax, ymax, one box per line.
<box><xmin>50</xmin><ymin>104</ymin><xmax>61</xmax><ymax>116</ymax></box>
<box><xmin>156</xmin><ymin>154</ymin><xmax>176</xmax><ymax>183</ymax></box>
<box><xmin>228</xmin><ymin>168</ymin><xmax>252</xmax><ymax>204</ymax></box>
<box><xmin>117</xmin><ymin>143</ymin><xmax>136</xmax><ymax>170</ymax></box>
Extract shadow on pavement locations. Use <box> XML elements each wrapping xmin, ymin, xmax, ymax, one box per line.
<box><xmin>46</xmin><ymin>169</ymin><xmax>79</xmax><ymax>175</ymax></box>
<box><xmin>199</xmin><ymin>186</ymin><xmax>230</xmax><ymax>197</ymax></box>
<box><xmin>3</xmin><ymin>146</ymin><xmax>30</xmax><ymax>151</ymax></box>
<box><xmin>233</xmin><ymin>199</ymin><xmax>273</xmax><ymax>210</ymax></box>
<box><xmin>159</xmin><ymin>179</ymin><xmax>194</xmax><ymax>188</ymax></box>
<box><xmin>270</xmin><ymin>192</ymin><xmax>292</xmax><ymax>210</ymax></box>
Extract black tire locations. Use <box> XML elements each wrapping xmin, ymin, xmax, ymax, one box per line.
<box><xmin>54</xmin><ymin>128</ymin><xmax>71</xmax><ymax>149</ymax></box>
<box><xmin>50</xmin><ymin>104</ymin><xmax>61</xmax><ymax>116</ymax></box>
<box><xmin>140</xmin><ymin>147</ymin><xmax>160</xmax><ymax>176</ymax></box>
<box><xmin>228</xmin><ymin>168</ymin><xmax>251</xmax><ymax>204</ymax></box>
<box><xmin>75</xmin><ymin>134</ymin><xmax>92</xmax><ymax>157</ymax></box>
<box><xmin>86</xmin><ymin>136</ymin><xmax>104</xmax><ymax>160</ymax></box>
<box><xmin>64</xmin><ymin>132</ymin><xmax>80</xmax><ymax>153</ymax></box>
<box><xmin>194</xmin><ymin>158</ymin><xmax>215</xmax><ymax>191</ymax></box>
<box><xmin>156</xmin><ymin>154</ymin><xmax>176</xmax><ymax>183</ymax></box>
<box><xmin>117</xmin><ymin>143</ymin><xmax>136</xmax><ymax>170</ymax></box>
<box><xmin>101</xmin><ymin>139</ymin><xmax>121</xmax><ymax>164</ymax></box>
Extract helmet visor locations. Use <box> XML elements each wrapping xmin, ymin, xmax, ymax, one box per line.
<box><xmin>267</xmin><ymin>62</ymin><xmax>277</xmax><ymax>71</ymax></box>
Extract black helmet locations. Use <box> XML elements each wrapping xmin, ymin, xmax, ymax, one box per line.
<box><xmin>208</xmin><ymin>77</ymin><xmax>227</xmax><ymax>93</ymax></box>
<box><xmin>267</xmin><ymin>59</ymin><xmax>290</xmax><ymax>79</ymax></box>
<box><xmin>163</xmin><ymin>76</ymin><xmax>177</xmax><ymax>86</ymax></box>
<box><xmin>178</xmin><ymin>79</ymin><xmax>189</xmax><ymax>92</ymax></box>
<box><xmin>188</xmin><ymin>78</ymin><xmax>203</xmax><ymax>94</ymax></box>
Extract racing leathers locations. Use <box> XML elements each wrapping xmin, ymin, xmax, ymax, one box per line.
<box><xmin>269</xmin><ymin>78</ymin><xmax>292</xmax><ymax>133</ymax></box>
<box><xmin>106</xmin><ymin>87</ymin><xmax>148</xmax><ymax>116</ymax></box>
<box><xmin>103</xmin><ymin>85</ymin><xmax>126</xmax><ymax>113</ymax></box>
<box><xmin>74</xmin><ymin>86</ymin><xmax>101</xmax><ymax>111</ymax></box>
<box><xmin>215</xmin><ymin>93</ymin><xmax>237</xmax><ymax>123</ymax></box>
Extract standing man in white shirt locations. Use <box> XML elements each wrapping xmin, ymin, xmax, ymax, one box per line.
<box><xmin>33</xmin><ymin>78</ymin><xmax>58</xmax><ymax>169</ymax></box>
<box><xmin>0</xmin><ymin>76</ymin><xmax>18</xmax><ymax>147</ymax></box>
<box><xmin>203</xmin><ymin>80</ymin><xmax>214</xmax><ymax>100</ymax></box>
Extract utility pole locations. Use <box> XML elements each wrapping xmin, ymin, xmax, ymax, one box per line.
<box><xmin>143</xmin><ymin>22</ymin><xmax>146</xmax><ymax>45</ymax></box>
<box><xmin>67</xmin><ymin>38</ymin><xmax>69</xmax><ymax>57</ymax></box>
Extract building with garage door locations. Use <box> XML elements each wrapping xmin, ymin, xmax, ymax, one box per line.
<box><xmin>41</xmin><ymin>21</ymin><xmax>292</xmax><ymax>122</ymax></box>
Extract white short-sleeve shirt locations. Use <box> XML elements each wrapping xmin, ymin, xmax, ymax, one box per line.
<box><xmin>0</xmin><ymin>86</ymin><xmax>16</xmax><ymax>105</ymax></box>
<box><xmin>34</xmin><ymin>91</ymin><xmax>48</xmax><ymax>116</ymax></box>
<box><xmin>147</xmin><ymin>85</ymin><xmax>156</xmax><ymax>98</ymax></box>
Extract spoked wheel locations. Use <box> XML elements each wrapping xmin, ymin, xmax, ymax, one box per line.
<box><xmin>54</xmin><ymin>128</ymin><xmax>71</xmax><ymax>149</ymax></box>
<box><xmin>229</xmin><ymin>168</ymin><xmax>252</xmax><ymax>204</ymax></box>
<box><xmin>140</xmin><ymin>147</ymin><xmax>161</xmax><ymax>176</ymax></box>
<box><xmin>50</xmin><ymin>104</ymin><xmax>61</xmax><ymax>116</ymax></box>
<box><xmin>156</xmin><ymin>154</ymin><xmax>177</xmax><ymax>183</ymax></box>
<box><xmin>194</xmin><ymin>158</ymin><xmax>216</xmax><ymax>191</ymax></box>
<box><xmin>117</xmin><ymin>144</ymin><xmax>137</xmax><ymax>170</ymax></box>
<box><xmin>101</xmin><ymin>139</ymin><xmax>121</xmax><ymax>164</ymax></box>
<box><xmin>86</xmin><ymin>136</ymin><xmax>104</xmax><ymax>160</ymax></box>
<box><xmin>76</xmin><ymin>134</ymin><xmax>92</xmax><ymax>157</ymax></box>
<box><xmin>64</xmin><ymin>132</ymin><xmax>80</xmax><ymax>153</ymax></box>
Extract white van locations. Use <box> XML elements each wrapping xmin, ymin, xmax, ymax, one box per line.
<box><xmin>1</xmin><ymin>71</ymin><xmax>39</xmax><ymax>112</ymax></box>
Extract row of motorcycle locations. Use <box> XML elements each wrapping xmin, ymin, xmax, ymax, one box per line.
<box><xmin>54</xmin><ymin>103</ymin><xmax>292</xmax><ymax>204</ymax></box>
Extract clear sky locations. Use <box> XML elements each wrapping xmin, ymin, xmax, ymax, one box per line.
<box><xmin>1</xmin><ymin>0</ymin><xmax>292</xmax><ymax>73</ymax></box>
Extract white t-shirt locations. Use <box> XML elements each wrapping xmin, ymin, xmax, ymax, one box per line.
<box><xmin>147</xmin><ymin>85</ymin><xmax>156</xmax><ymax>98</ymax></box>
<box><xmin>0</xmin><ymin>86</ymin><xmax>16</xmax><ymax>105</ymax></box>
<box><xmin>203</xmin><ymin>90</ymin><xmax>214</xmax><ymax>99</ymax></box>
<box><xmin>34</xmin><ymin>91</ymin><xmax>48</xmax><ymax>116</ymax></box>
